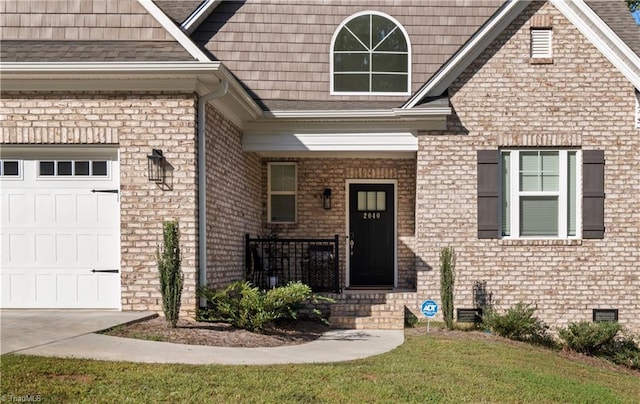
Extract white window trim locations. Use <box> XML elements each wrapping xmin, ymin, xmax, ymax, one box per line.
<box><xmin>330</xmin><ymin>10</ymin><xmax>412</xmax><ymax>96</ymax></box>
<box><xmin>36</xmin><ymin>159</ymin><xmax>111</xmax><ymax>180</ymax></box>
<box><xmin>501</xmin><ymin>149</ymin><xmax>582</xmax><ymax>239</ymax></box>
<box><xmin>531</xmin><ymin>28</ymin><xmax>553</xmax><ymax>58</ymax></box>
<box><xmin>0</xmin><ymin>159</ymin><xmax>23</xmax><ymax>180</ymax></box>
<box><xmin>267</xmin><ymin>162</ymin><xmax>297</xmax><ymax>224</ymax></box>
<box><xmin>635</xmin><ymin>89</ymin><xmax>639</xmax><ymax>129</ymax></box>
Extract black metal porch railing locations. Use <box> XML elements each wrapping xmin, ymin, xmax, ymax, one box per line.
<box><xmin>245</xmin><ymin>234</ymin><xmax>340</xmax><ymax>293</ymax></box>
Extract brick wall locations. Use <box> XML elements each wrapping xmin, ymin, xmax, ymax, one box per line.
<box><xmin>0</xmin><ymin>92</ymin><xmax>200</xmax><ymax>314</ymax></box>
<box><xmin>262</xmin><ymin>157</ymin><xmax>417</xmax><ymax>290</ymax></box>
<box><xmin>414</xmin><ymin>2</ymin><xmax>640</xmax><ymax>332</ymax></box>
<box><xmin>204</xmin><ymin>104</ymin><xmax>262</xmax><ymax>289</ymax></box>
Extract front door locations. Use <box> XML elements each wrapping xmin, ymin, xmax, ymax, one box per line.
<box><xmin>348</xmin><ymin>183</ymin><xmax>395</xmax><ymax>287</ymax></box>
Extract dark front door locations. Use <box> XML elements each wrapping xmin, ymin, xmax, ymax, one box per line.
<box><xmin>348</xmin><ymin>183</ymin><xmax>395</xmax><ymax>287</ymax></box>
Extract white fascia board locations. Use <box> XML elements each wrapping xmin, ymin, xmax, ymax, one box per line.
<box><xmin>403</xmin><ymin>0</ymin><xmax>531</xmax><ymax>108</ymax></box>
<box><xmin>0</xmin><ymin>61</ymin><xmax>222</xmax><ymax>74</ymax></box>
<box><xmin>137</xmin><ymin>0</ymin><xmax>212</xmax><ymax>62</ymax></box>
<box><xmin>183</xmin><ymin>0</ymin><xmax>221</xmax><ymax>35</ymax></box>
<box><xmin>552</xmin><ymin>0</ymin><xmax>640</xmax><ymax>90</ymax></box>
<box><xmin>242</xmin><ymin>132</ymin><xmax>418</xmax><ymax>153</ymax></box>
<box><xmin>263</xmin><ymin>106</ymin><xmax>451</xmax><ymax>120</ymax></box>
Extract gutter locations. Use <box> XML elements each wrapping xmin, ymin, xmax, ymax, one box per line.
<box><xmin>198</xmin><ymin>80</ymin><xmax>229</xmax><ymax>307</ymax></box>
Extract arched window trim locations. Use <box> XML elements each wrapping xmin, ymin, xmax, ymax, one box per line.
<box><xmin>330</xmin><ymin>10</ymin><xmax>412</xmax><ymax>96</ymax></box>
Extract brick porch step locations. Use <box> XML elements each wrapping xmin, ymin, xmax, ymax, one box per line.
<box><xmin>329</xmin><ymin>291</ymin><xmax>417</xmax><ymax>330</ymax></box>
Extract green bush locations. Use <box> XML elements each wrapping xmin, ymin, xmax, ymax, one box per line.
<box><xmin>157</xmin><ymin>220</ymin><xmax>183</xmax><ymax>328</ymax></box>
<box><xmin>558</xmin><ymin>321</ymin><xmax>640</xmax><ymax>370</ymax></box>
<box><xmin>198</xmin><ymin>281</ymin><xmax>332</xmax><ymax>332</ymax></box>
<box><xmin>483</xmin><ymin>303</ymin><xmax>554</xmax><ymax>346</ymax></box>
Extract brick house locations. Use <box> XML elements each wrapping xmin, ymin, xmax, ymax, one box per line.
<box><xmin>1</xmin><ymin>1</ymin><xmax>638</xmax><ymax>333</ymax></box>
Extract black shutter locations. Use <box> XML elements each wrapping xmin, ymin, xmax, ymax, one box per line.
<box><xmin>582</xmin><ymin>150</ymin><xmax>605</xmax><ymax>239</ymax></box>
<box><xmin>477</xmin><ymin>150</ymin><xmax>499</xmax><ymax>239</ymax></box>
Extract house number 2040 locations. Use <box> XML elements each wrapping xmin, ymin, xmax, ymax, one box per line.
<box><xmin>363</xmin><ymin>212</ymin><xmax>381</xmax><ymax>219</ymax></box>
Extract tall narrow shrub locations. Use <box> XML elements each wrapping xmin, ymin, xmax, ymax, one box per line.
<box><xmin>439</xmin><ymin>246</ymin><xmax>456</xmax><ymax>330</ymax></box>
<box><xmin>157</xmin><ymin>220</ymin><xmax>183</xmax><ymax>328</ymax></box>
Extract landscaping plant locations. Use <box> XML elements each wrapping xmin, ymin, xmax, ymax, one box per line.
<box><xmin>439</xmin><ymin>246</ymin><xmax>456</xmax><ymax>330</ymax></box>
<box><xmin>558</xmin><ymin>321</ymin><xmax>640</xmax><ymax>370</ymax></box>
<box><xmin>483</xmin><ymin>302</ymin><xmax>555</xmax><ymax>346</ymax></box>
<box><xmin>157</xmin><ymin>220</ymin><xmax>183</xmax><ymax>328</ymax></box>
<box><xmin>198</xmin><ymin>281</ymin><xmax>332</xmax><ymax>332</ymax></box>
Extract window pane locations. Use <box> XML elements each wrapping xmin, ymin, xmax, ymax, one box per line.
<box><xmin>371</xmin><ymin>15</ymin><xmax>397</xmax><ymax>48</ymax></box>
<box><xmin>92</xmin><ymin>161</ymin><xmax>108</xmax><ymax>176</ymax></box>
<box><xmin>57</xmin><ymin>161</ymin><xmax>72</xmax><ymax>176</ymax></box>
<box><xmin>334</xmin><ymin>30</ymin><xmax>367</xmax><ymax>51</ymax></box>
<box><xmin>346</xmin><ymin>15</ymin><xmax>370</xmax><ymax>48</ymax></box>
<box><xmin>371</xmin><ymin>74</ymin><xmax>407</xmax><ymax>92</ymax></box>
<box><xmin>75</xmin><ymin>161</ymin><xmax>90</xmax><ymax>176</ymax></box>
<box><xmin>541</xmin><ymin>151</ymin><xmax>559</xmax><ymax>191</ymax></box>
<box><xmin>520</xmin><ymin>152</ymin><xmax>539</xmax><ymax>191</ymax></box>
<box><xmin>334</xmin><ymin>53</ymin><xmax>369</xmax><ymax>72</ymax></box>
<box><xmin>39</xmin><ymin>161</ymin><xmax>55</xmax><ymax>176</ymax></box>
<box><xmin>3</xmin><ymin>161</ymin><xmax>19</xmax><ymax>176</ymax></box>
<box><xmin>376</xmin><ymin>28</ymin><xmax>407</xmax><ymax>52</ymax></box>
<box><xmin>501</xmin><ymin>152</ymin><xmax>510</xmax><ymax>236</ymax></box>
<box><xmin>334</xmin><ymin>74</ymin><xmax>369</xmax><ymax>92</ymax></box>
<box><xmin>271</xmin><ymin>195</ymin><xmax>295</xmax><ymax>222</ymax></box>
<box><xmin>366</xmin><ymin>191</ymin><xmax>377</xmax><ymax>210</ymax></box>
<box><xmin>520</xmin><ymin>196</ymin><xmax>558</xmax><ymax>236</ymax></box>
<box><xmin>372</xmin><ymin>53</ymin><xmax>407</xmax><ymax>72</ymax></box>
<box><xmin>270</xmin><ymin>164</ymin><xmax>295</xmax><ymax>192</ymax></box>
<box><xmin>567</xmin><ymin>151</ymin><xmax>577</xmax><ymax>236</ymax></box>
<box><xmin>357</xmin><ymin>191</ymin><xmax>367</xmax><ymax>211</ymax></box>
<box><xmin>376</xmin><ymin>191</ymin><xmax>386</xmax><ymax>211</ymax></box>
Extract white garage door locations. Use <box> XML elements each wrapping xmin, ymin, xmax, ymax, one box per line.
<box><xmin>1</xmin><ymin>148</ymin><xmax>121</xmax><ymax>309</ymax></box>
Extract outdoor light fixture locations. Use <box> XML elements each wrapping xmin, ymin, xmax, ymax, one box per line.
<box><xmin>322</xmin><ymin>188</ymin><xmax>332</xmax><ymax>210</ymax></box>
<box><xmin>147</xmin><ymin>148</ymin><xmax>165</xmax><ymax>183</ymax></box>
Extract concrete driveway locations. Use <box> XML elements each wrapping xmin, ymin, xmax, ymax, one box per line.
<box><xmin>0</xmin><ymin>310</ymin><xmax>155</xmax><ymax>354</ymax></box>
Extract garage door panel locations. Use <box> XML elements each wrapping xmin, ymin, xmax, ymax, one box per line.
<box><xmin>1</xmin><ymin>153</ymin><xmax>120</xmax><ymax>309</ymax></box>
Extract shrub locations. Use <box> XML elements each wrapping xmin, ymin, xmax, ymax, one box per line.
<box><xmin>198</xmin><ymin>281</ymin><xmax>332</xmax><ymax>332</ymax></box>
<box><xmin>157</xmin><ymin>220</ymin><xmax>183</xmax><ymax>328</ymax></box>
<box><xmin>483</xmin><ymin>303</ymin><xmax>554</xmax><ymax>346</ymax></box>
<box><xmin>439</xmin><ymin>247</ymin><xmax>456</xmax><ymax>330</ymax></box>
<box><xmin>558</xmin><ymin>321</ymin><xmax>621</xmax><ymax>355</ymax></box>
<box><xmin>558</xmin><ymin>321</ymin><xmax>640</xmax><ymax>370</ymax></box>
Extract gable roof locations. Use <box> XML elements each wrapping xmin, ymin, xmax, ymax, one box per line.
<box><xmin>406</xmin><ymin>0</ymin><xmax>640</xmax><ymax>107</ymax></box>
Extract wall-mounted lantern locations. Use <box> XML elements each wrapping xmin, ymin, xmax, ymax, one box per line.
<box><xmin>147</xmin><ymin>149</ymin><xmax>165</xmax><ymax>183</ymax></box>
<box><xmin>322</xmin><ymin>188</ymin><xmax>332</xmax><ymax>210</ymax></box>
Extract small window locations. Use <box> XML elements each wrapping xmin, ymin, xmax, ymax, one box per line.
<box><xmin>0</xmin><ymin>160</ymin><xmax>20</xmax><ymax>177</ymax></box>
<box><xmin>39</xmin><ymin>161</ymin><xmax>55</xmax><ymax>176</ymax></box>
<box><xmin>57</xmin><ymin>161</ymin><xmax>73</xmax><ymax>176</ymax></box>
<box><xmin>268</xmin><ymin>163</ymin><xmax>297</xmax><ymax>223</ymax></box>
<box><xmin>75</xmin><ymin>161</ymin><xmax>90</xmax><ymax>176</ymax></box>
<box><xmin>593</xmin><ymin>309</ymin><xmax>618</xmax><ymax>322</ymax></box>
<box><xmin>331</xmin><ymin>11</ymin><xmax>410</xmax><ymax>94</ymax></box>
<box><xmin>357</xmin><ymin>191</ymin><xmax>386</xmax><ymax>211</ymax></box>
<box><xmin>92</xmin><ymin>161</ymin><xmax>108</xmax><ymax>176</ymax></box>
<box><xmin>501</xmin><ymin>150</ymin><xmax>579</xmax><ymax>238</ymax></box>
<box><xmin>635</xmin><ymin>90</ymin><xmax>639</xmax><ymax>129</ymax></box>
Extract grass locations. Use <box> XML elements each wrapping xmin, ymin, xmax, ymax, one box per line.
<box><xmin>1</xmin><ymin>332</ymin><xmax>638</xmax><ymax>403</ymax></box>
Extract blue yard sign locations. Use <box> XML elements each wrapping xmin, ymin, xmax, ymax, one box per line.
<box><xmin>421</xmin><ymin>299</ymin><xmax>438</xmax><ymax>319</ymax></box>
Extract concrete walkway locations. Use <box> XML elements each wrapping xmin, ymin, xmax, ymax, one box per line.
<box><xmin>0</xmin><ymin>310</ymin><xmax>404</xmax><ymax>365</ymax></box>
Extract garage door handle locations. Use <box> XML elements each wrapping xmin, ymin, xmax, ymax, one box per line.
<box><xmin>91</xmin><ymin>189</ymin><xmax>118</xmax><ymax>193</ymax></box>
<box><xmin>91</xmin><ymin>269</ymin><xmax>119</xmax><ymax>273</ymax></box>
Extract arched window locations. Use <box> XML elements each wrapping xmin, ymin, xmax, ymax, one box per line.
<box><xmin>331</xmin><ymin>11</ymin><xmax>410</xmax><ymax>95</ymax></box>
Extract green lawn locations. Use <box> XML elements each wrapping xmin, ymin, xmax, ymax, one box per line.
<box><xmin>2</xmin><ymin>332</ymin><xmax>638</xmax><ymax>403</ymax></box>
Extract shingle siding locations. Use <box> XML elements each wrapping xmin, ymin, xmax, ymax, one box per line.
<box><xmin>0</xmin><ymin>0</ymin><xmax>174</xmax><ymax>41</ymax></box>
<box><xmin>193</xmin><ymin>0</ymin><xmax>504</xmax><ymax>107</ymax></box>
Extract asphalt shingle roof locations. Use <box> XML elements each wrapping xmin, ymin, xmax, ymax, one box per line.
<box><xmin>586</xmin><ymin>0</ymin><xmax>640</xmax><ymax>57</ymax></box>
<box><xmin>1</xmin><ymin>41</ymin><xmax>196</xmax><ymax>62</ymax></box>
<box><xmin>154</xmin><ymin>0</ymin><xmax>205</xmax><ymax>25</ymax></box>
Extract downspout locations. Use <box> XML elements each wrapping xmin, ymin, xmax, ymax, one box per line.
<box><xmin>198</xmin><ymin>80</ymin><xmax>228</xmax><ymax>307</ymax></box>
